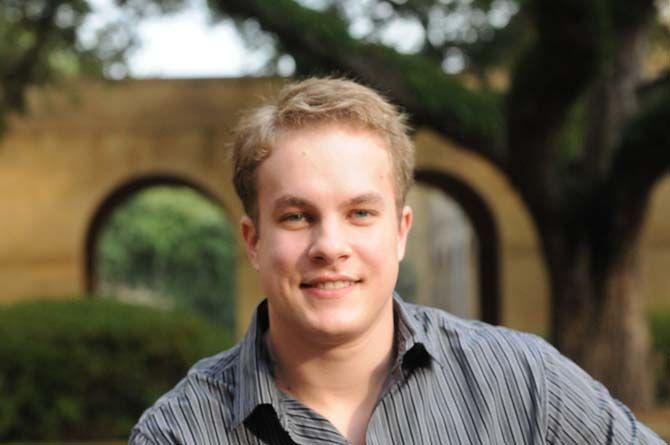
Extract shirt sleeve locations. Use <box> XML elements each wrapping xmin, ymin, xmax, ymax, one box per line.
<box><xmin>128</xmin><ymin>430</ymin><xmax>159</xmax><ymax>445</ymax></box>
<box><xmin>539</xmin><ymin>340</ymin><xmax>665</xmax><ymax>444</ymax></box>
<box><xmin>128</xmin><ymin>424</ymin><xmax>180</xmax><ymax>445</ymax></box>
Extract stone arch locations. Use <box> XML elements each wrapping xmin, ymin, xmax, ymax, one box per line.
<box><xmin>414</xmin><ymin>169</ymin><xmax>500</xmax><ymax>325</ymax></box>
<box><xmin>413</xmin><ymin>129</ymin><xmax>548</xmax><ymax>334</ymax></box>
<box><xmin>84</xmin><ymin>173</ymin><xmax>235</xmax><ymax>296</ymax></box>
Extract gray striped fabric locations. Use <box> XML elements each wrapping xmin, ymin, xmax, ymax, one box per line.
<box><xmin>129</xmin><ymin>296</ymin><xmax>664</xmax><ymax>444</ymax></box>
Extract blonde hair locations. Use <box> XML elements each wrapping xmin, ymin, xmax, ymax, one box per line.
<box><xmin>232</xmin><ymin>77</ymin><xmax>415</xmax><ymax>222</ymax></box>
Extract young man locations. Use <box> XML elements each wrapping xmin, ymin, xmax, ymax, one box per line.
<box><xmin>130</xmin><ymin>78</ymin><xmax>663</xmax><ymax>444</ymax></box>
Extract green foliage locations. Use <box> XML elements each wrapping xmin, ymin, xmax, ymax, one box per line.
<box><xmin>651</xmin><ymin>310</ymin><xmax>670</xmax><ymax>354</ymax></box>
<box><xmin>0</xmin><ymin>298</ymin><xmax>233</xmax><ymax>441</ymax></box>
<box><xmin>383</xmin><ymin>44</ymin><xmax>505</xmax><ymax>146</ymax></box>
<box><xmin>1</xmin><ymin>1</ymin><xmax>118</xmax><ymax>112</ymax></box>
<box><xmin>97</xmin><ymin>186</ymin><xmax>237</xmax><ymax>331</ymax></box>
<box><xmin>650</xmin><ymin>309</ymin><xmax>670</xmax><ymax>403</ymax></box>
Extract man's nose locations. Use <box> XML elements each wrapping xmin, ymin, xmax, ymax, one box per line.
<box><xmin>308</xmin><ymin>218</ymin><xmax>352</xmax><ymax>263</ymax></box>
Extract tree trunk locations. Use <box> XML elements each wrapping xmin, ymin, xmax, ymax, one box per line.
<box><xmin>549</xmin><ymin>7</ymin><xmax>655</xmax><ymax>412</ymax></box>
<box><xmin>551</xmin><ymin>239</ymin><xmax>653</xmax><ymax>411</ymax></box>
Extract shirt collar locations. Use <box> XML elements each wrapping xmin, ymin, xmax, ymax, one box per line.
<box><xmin>231</xmin><ymin>299</ymin><xmax>281</xmax><ymax>428</ymax></box>
<box><xmin>391</xmin><ymin>292</ymin><xmax>444</xmax><ymax>369</ymax></box>
<box><xmin>230</xmin><ymin>293</ymin><xmax>442</xmax><ymax>428</ymax></box>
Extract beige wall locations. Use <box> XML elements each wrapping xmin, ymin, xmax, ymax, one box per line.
<box><xmin>643</xmin><ymin>176</ymin><xmax>670</xmax><ymax>311</ymax></box>
<box><xmin>0</xmin><ymin>78</ymin><xmax>668</xmax><ymax>338</ymax></box>
<box><xmin>0</xmin><ymin>78</ymin><xmax>278</xmax><ymax>335</ymax></box>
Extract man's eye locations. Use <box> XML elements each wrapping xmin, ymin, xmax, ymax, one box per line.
<box><xmin>281</xmin><ymin>213</ymin><xmax>308</xmax><ymax>223</ymax></box>
<box><xmin>351</xmin><ymin>209</ymin><xmax>374</xmax><ymax>219</ymax></box>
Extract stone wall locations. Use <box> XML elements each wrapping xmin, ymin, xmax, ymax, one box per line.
<box><xmin>0</xmin><ymin>77</ymin><xmax>668</xmax><ymax>337</ymax></box>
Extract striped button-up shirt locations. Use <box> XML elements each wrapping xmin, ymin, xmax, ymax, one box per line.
<box><xmin>129</xmin><ymin>296</ymin><xmax>663</xmax><ymax>444</ymax></box>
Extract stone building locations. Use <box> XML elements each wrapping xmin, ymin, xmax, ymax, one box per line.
<box><xmin>1</xmin><ymin>77</ymin><xmax>668</xmax><ymax>337</ymax></box>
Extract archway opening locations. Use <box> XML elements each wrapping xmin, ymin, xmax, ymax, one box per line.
<box><xmin>86</xmin><ymin>179</ymin><xmax>236</xmax><ymax>332</ymax></box>
<box><xmin>397</xmin><ymin>170</ymin><xmax>500</xmax><ymax>324</ymax></box>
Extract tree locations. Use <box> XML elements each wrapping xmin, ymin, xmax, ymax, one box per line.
<box><xmin>0</xmin><ymin>0</ymin><xmax>187</xmax><ymax>134</ymax></box>
<box><xmin>210</xmin><ymin>0</ymin><xmax>670</xmax><ymax>410</ymax></box>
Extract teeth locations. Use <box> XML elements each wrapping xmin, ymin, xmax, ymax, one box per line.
<box><xmin>315</xmin><ymin>280</ymin><xmax>353</xmax><ymax>290</ymax></box>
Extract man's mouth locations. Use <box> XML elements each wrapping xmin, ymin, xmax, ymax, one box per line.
<box><xmin>300</xmin><ymin>279</ymin><xmax>361</xmax><ymax>289</ymax></box>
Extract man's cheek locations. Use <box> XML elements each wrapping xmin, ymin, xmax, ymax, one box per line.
<box><xmin>267</xmin><ymin>240</ymin><xmax>300</xmax><ymax>272</ymax></box>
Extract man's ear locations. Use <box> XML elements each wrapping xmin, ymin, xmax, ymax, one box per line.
<box><xmin>397</xmin><ymin>205</ymin><xmax>413</xmax><ymax>261</ymax></box>
<box><xmin>241</xmin><ymin>216</ymin><xmax>260</xmax><ymax>271</ymax></box>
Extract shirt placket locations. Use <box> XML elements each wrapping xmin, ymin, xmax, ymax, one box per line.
<box><xmin>277</xmin><ymin>393</ymin><xmax>350</xmax><ymax>445</ymax></box>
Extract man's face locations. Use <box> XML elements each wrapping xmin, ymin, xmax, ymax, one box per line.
<box><xmin>242</xmin><ymin>124</ymin><xmax>412</xmax><ymax>342</ymax></box>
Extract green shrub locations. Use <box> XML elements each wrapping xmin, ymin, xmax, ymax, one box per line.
<box><xmin>650</xmin><ymin>309</ymin><xmax>670</xmax><ymax>404</ymax></box>
<box><xmin>0</xmin><ymin>298</ymin><xmax>233</xmax><ymax>441</ymax></box>
<box><xmin>98</xmin><ymin>186</ymin><xmax>237</xmax><ymax>330</ymax></box>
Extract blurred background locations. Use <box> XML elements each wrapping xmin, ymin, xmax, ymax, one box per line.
<box><xmin>0</xmin><ymin>0</ymin><xmax>669</xmax><ymax>441</ymax></box>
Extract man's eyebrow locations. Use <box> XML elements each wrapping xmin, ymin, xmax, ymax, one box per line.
<box><xmin>342</xmin><ymin>193</ymin><xmax>386</xmax><ymax>208</ymax></box>
<box><xmin>272</xmin><ymin>195</ymin><xmax>315</xmax><ymax>211</ymax></box>
<box><xmin>272</xmin><ymin>193</ymin><xmax>385</xmax><ymax>211</ymax></box>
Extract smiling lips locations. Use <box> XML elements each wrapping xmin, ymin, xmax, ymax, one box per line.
<box><xmin>300</xmin><ymin>277</ymin><xmax>361</xmax><ymax>290</ymax></box>
<box><xmin>314</xmin><ymin>280</ymin><xmax>354</xmax><ymax>290</ymax></box>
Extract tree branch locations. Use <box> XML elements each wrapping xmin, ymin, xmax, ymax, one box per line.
<box><xmin>605</xmin><ymin>88</ymin><xmax>670</xmax><ymax>262</ymax></box>
<box><xmin>0</xmin><ymin>1</ymin><xmax>66</xmax><ymax>136</ymax></box>
<box><xmin>213</xmin><ymin>0</ymin><xmax>507</xmax><ymax>169</ymax></box>
<box><xmin>580</xmin><ymin>0</ymin><xmax>657</xmax><ymax>179</ymax></box>
<box><xmin>506</xmin><ymin>0</ymin><xmax>609</xmax><ymax>212</ymax></box>
<box><xmin>2</xmin><ymin>1</ymin><xmax>66</xmax><ymax>111</ymax></box>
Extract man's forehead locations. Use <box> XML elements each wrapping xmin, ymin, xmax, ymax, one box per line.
<box><xmin>274</xmin><ymin>122</ymin><xmax>389</xmax><ymax>151</ymax></box>
<box><xmin>253</xmin><ymin>123</ymin><xmax>399</xmax><ymax>217</ymax></box>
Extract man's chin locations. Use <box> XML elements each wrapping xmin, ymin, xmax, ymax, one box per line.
<box><xmin>295</xmin><ymin>310</ymin><xmax>364</xmax><ymax>340</ymax></box>
<box><xmin>301</xmin><ymin>307</ymin><xmax>391</xmax><ymax>345</ymax></box>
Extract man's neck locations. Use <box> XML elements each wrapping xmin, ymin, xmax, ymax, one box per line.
<box><xmin>265</xmin><ymin>306</ymin><xmax>396</xmax><ymax>444</ymax></box>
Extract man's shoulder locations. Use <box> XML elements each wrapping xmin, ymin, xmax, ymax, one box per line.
<box><xmin>130</xmin><ymin>343</ymin><xmax>243</xmax><ymax>442</ymax></box>
<box><xmin>404</xmin><ymin>302</ymin><xmax>551</xmax><ymax>370</ymax></box>
<box><xmin>404</xmin><ymin>302</ymin><xmax>548</xmax><ymax>346</ymax></box>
